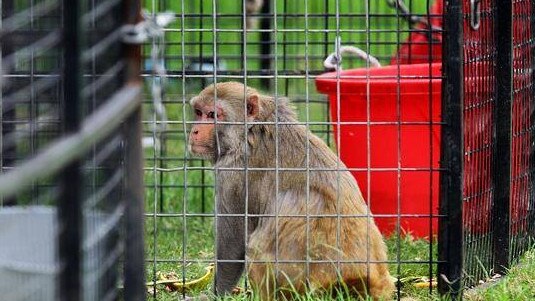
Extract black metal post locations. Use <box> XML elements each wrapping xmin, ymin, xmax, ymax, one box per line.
<box><xmin>492</xmin><ymin>0</ymin><xmax>513</xmax><ymax>275</ymax></box>
<box><xmin>123</xmin><ymin>1</ymin><xmax>146</xmax><ymax>300</ymax></box>
<box><xmin>259</xmin><ymin>0</ymin><xmax>271</xmax><ymax>89</ymax></box>
<box><xmin>1</xmin><ymin>0</ymin><xmax>16</xmax><ymax>207</ymax></box>
<box><xmin>323</xmin><ymin>0</ymin><xmax>329</xmax><ymax>60</ymax></box>
<box><xmin>59</xmin><ymin>0</ymin><xmax>82</xmax><ymax>300</ymax></box>
<box><xmin>124</xmin><ymin>107</ymin><xmax>146</xmax><ymax>301</ymax></box>
<box><xmin>438</xmin><ymin>0</ymin><xmax>464</xmax><ymax>298</ymax></box>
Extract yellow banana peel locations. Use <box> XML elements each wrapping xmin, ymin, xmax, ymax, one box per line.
<box><xmin>413</xmin><ymin>280</ymin><xmax>437</xmax><ymax>288</ymax></box>
<box><xmin>395</xmin><ymin>276</ymin><xmax>437</xmax><ymax>289</ymax></box>
<box><xmin>147</xmin><ymin>264</ymin><xmax>215</xmax><ymax>293</ymax></box>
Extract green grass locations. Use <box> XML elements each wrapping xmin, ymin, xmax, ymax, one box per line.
<box><xmin>464</xmin><ymin>249</ymin><xmax>535</xmax><ymax>301</ymax></box>
<box><xmin>144</xmin><ymin>212</ymin><xmax>439</xmax><ymax>301</ymax></box>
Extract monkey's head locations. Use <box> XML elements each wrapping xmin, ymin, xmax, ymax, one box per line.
<box><xmin>188</xmin><ymin>82</ymin><xmax>265</xmax><ymax>162</ymax></box>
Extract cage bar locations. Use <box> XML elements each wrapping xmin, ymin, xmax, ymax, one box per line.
<box><xmin>123</xmin><ymin>1</ymin><xmax>146</xmax><ymax>301</ymax></box>
<box><xmin>492</xmin><ymin>0</ymin><xmax>513</xmax><ymax>275</ymax></box>
<box><xmin>0</xmin><ymin>0</ymin><xmax>145</xmax><ymax>300</ymax></box>
<box><xmin>438</xmin><ymin>0</ymin><xmax>464</xmax><ymax>297</ymax></box>
<box><xmin>59</xmin><ymin>0</ymin><xmax>83</xmax><ymax>300</ymax></box>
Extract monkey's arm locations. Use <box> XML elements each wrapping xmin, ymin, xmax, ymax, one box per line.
<box><xmin>215</xmin><ymin>213</ymin><xmax>246</xmax><ymax>295</ymax></box>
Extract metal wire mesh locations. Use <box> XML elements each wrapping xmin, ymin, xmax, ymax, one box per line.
<box><xmin>1</xmin><ymin>1</ymin><xmax>63</xmax><ymax>202</ymax></box>
<box><xmin>449</xmin><ymin>0</ymin><xmax>535</xmax><ymax>291</ymax></box>
<box><xmin>1</xmin><ymin>1</ymin><xmax>144</xmax><ymax>300</ymax></box>
<box><xmin>510</xmin><ymin>0</ymin><xmax>535</xmax><ymax>261</ymax></box>
<box><xmin>461</xmin><ymin>0</ymin><xmax>497</xmax><ymax>287</ymax></box>
<box><xmin>4</xmin><ymin>0</ymin><xmax>533</xmax><ymax>300</ymax></box>
<box><xmin>143</xmin><ymin>1</ymin><xmax>442</xmax><ymax>300</ymax></box>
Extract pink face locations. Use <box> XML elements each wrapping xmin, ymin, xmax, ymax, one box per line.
<box><xmin>188</xmin><ymin>93</ymin><xmax>259</xmax><ymax>160</ymax></box>
<box><xmin>188</xmin><ymin>103</ymin><xmax>224</xmax><ymax>158</ymax></box>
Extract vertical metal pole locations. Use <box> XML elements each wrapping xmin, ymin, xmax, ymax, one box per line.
<box><xmin>123</xmin><ymin>1</ymin><xmax>146</xmax><ymax>300</ymax></box>
<box><xmin>1</xmin><ymin>0</ymin><xmax>16</xmax><ymax>207</ymax></box>
<box><xmin>158</xmin><ymin>0</ymin><xmax>167</xmax><ymax>214</ymax></box>
<box><xmin>323</xmin><ymin>0</ymin><xmax>331</xmax><ymax>147</ymax></box>
<box><xmin>60</xmin><ymin>0</ymin><xmax>82</xmax><ymax>300</ymax></box>
<box><xmin>438</xmin><ymin>0</ymin><xmax>464</xmax><ymax>298</ymax></box>
<box><xmin>159</xmin><ymin>132</ymin><xmax>165</xmax><ymax>213</ymax></box>
<box><xmin>492</xmin><ymin>0</ymin><xmax>513</xmax><ymax>275</ymax></box>
<box><xmin>198</xmin><ymin>0</ymin><xmax>205</xmax><ymax>218</ymax></box>
<box><xmin>259</xmin><ymin>0</ymin><xmax>271</xmax><ymax>89</ymax></box>
<box><xmin>282</xmin><ymin>0</ymin><xmax>289</xmax><ymax>95</ymax></box>
<box><xmin>124</xmin><ymin>107</ymin><xmax>146</xmax><ymax>301</ymax></box>
<box><xmin>323</xmin><ymin>0</ymin><xmax>329</xmax><ymax>59</ymax></box>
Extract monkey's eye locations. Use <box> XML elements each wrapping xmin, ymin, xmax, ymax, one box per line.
<box><xmin>207</xmin><ymin>111</ymin><xmax>215</xmax><ymax>119</ymax></box>
<box><xmin>195</xmin><ymin>109</ymin><xmax>202</xmax><ymax>117</ymax></box>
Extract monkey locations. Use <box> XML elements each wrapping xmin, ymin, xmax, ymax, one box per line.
<box><xmin>188</xmin><ymin>82</ymin><xmax>394</xmax><ymax>300</ymax></box>
<box><xmin>245</xmin><ymin>0</ymin><xmax>263</xmax><ymax>28</ymax></box>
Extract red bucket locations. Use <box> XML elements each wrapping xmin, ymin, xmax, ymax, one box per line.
<box><xmin>316</xmin><ymin>63</ymin><xmax>442</xmax><ymax>238</ymax></box>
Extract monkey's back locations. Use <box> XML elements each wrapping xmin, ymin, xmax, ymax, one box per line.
<box><xmin>247</xmin><ymin>129</ymin><xmax>393</xmax><ymax>299</ymax></box>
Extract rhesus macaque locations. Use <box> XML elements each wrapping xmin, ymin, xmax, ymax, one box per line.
<box><xmin>245</xmin><ymin>0</ymin><xmax>263</xmax><ymax>28</ymax></box>
<box><xmin>188</xmin><ymin>82</ymin><xmax>394</xmax><ymax>300</ymax></box>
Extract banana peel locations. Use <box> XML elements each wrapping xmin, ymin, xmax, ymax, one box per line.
<box><xmin>395</xmin><ymin>276</ymin><xmax>437</xmax><ymax>288</ymax></box>
<box><xmin>413</xmin><ymin>280</ymin><xmax>437</xmax><ymax>288</ymax></box>
<box><xmin>149</xmin><ymin>266</ymin><xmax>437</xmax><ymax>293</ymax></box>
<box><xmin>147</xmin><ymin>264</ymin><xmax>215</xmax><ymax>293</ymax></box>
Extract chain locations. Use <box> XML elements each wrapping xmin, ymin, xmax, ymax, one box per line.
<box><xmin>122</xmin><ymin>10</ymin><xmax>176</xmax><ymax>150</ymax></box>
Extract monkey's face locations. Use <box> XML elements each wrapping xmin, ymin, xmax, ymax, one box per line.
<box><xmin>188</xmin><ymin>102</ymin><xmax>221</xmax><ymax>160</ymax></box>
<box><xmin>189</xmin><ymin>83</ymin><xmax>261</xmax><ymax>162</ymax></box>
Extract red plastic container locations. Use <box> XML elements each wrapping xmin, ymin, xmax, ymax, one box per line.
<box><xmin>316</xmin><ymin>63</ymin><xmax>442</xmax><ymax>238</ymax></box>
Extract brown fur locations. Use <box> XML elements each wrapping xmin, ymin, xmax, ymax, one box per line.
<box><xmin>189</xmin><ymin>82</ymin><xmax>394</xmax><ymax>300</ymax></box>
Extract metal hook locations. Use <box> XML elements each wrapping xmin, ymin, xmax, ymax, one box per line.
<box><xmin>470</xmin><ymin>0</ymin><xmax>481</xmax><ymax>30</ymax></box>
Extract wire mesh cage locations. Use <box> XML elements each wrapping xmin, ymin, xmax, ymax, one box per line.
<box><xmin>142</xmin><ymin>0</ymin><xmax>443</xmax><ymax>300</ymax></box>
<box><xmin>143</xmin><ymin>0</ymin><xmax>535</xmax><ymax>300</ymax></box>
<box><xmin>1</xmin><ymin>1</ymin><xmax>145</xmax><ymax>300</ymax></box>
<box><xmin>510</xmin><ymin>0</ymin><xmax>535</xmax><ymax>263</ymax></box>
<box><xmin>460</xmin><ymin>0</ymin><xmax>498</xmax><ymax>286</ymax></box>
<box><xmin>461</xmin><ymin>0</ymin><xmax>535</xmax><ymax>288</ymax></box>
<box><xmin>439</xmin><ymin>0</ymin><xmax>535</xmax><ymax>297</ymax></box>
<box><xmin>1</xmin><ymin>0</ymin><xmax>534</xmax><ymax>300</ymax></box>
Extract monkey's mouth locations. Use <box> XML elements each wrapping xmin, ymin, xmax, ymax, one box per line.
<box><xmin>189</xmin><ymin>144</ymin><xmax>212</xmax><ymax>155</ymax></box>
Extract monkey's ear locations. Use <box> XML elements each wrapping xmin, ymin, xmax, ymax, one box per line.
<box><xmin>189</xmin><ymin>96</ymin><xmax>198</xmax><ymax>106</ymax></box>
<box><xmin>247</xmin><ymin>94</ymin><xmax>260</xmax><ymax>120</ymax></box>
